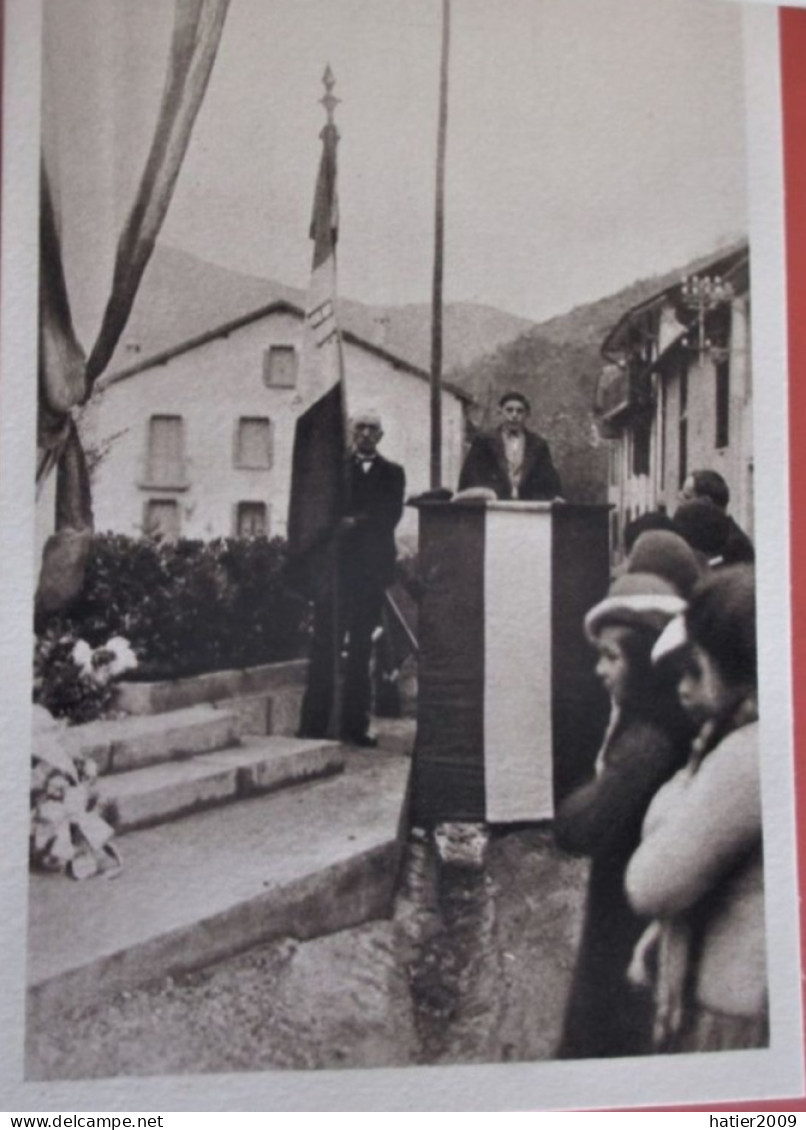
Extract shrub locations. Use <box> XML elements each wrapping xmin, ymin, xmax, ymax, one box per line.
<box><xmin>34</xmin><ymin>628</ymin><xmax>119</xmax><ymax>724</ymax></box>
<box><xmin>36</xmin><ymin>534</ymin><xmax>310</xmax><ymax>693</ymax></box>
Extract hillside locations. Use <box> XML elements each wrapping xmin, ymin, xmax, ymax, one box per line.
<box><xmin>108</xmin><ymin>245</ymin><xmax>534</xmax><ymax>377</ymax></box>
<box><xmin>447</xmin><ymin>241</ymin><xmax>747</xmax><ymax>503</ymax></box>
<box><xmin>370</xmin><ymin>301</ymin><xmax>535</xmax><ymax>373</ymax></box>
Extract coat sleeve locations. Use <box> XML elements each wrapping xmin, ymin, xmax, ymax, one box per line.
<box><xmin>554</xmin><ymin>722</ymin><xmax>681</xmax><ymax>858</ymax></box>
<box><xmin>386</xmin><ymin>463</ymin><xmax>406</xmax><ymax>530</ymax></box>
<box><xmin>532</xmin><ymin>439</ymin><xmax>562</xmax><ymax>500</ymax></box>
<box><xmin>458</xmin><ymin>438</ymin><xmax>487</xmax><ymax>492</ymax></box>
<box><xmin>625</xmin><ymin>727</ymin><xmax>761</xmax><ymax>917</ymax></box>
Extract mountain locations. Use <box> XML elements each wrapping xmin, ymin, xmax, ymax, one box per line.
<box><xmin>368</xmin><ymin>301</ymin><xmax>536</xmax><ymax>373</ymax></box>
<box><xmin>107</xmin><ymin>244</ymin><xmax>535</xmax><ymax>378</ymax></box>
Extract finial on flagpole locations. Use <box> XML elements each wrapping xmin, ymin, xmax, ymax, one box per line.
<box><xmin>320</xmin><ymin>64</ymin><xmax>340</xmax><ymax>124</ymax></box>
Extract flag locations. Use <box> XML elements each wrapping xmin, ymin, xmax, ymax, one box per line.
<box><xmin>287</xmin><ymin>74</ymin><xmax>348</xmax><ymax>597</ymax></box>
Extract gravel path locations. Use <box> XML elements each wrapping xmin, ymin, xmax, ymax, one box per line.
<box><xmin>26</xmin><ymin>826</ymin><xmax>588</xmax><ymax>1079</ymax></box>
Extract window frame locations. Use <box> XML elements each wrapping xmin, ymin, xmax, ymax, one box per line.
<box><xmin>144</xmin><ymin>497</ymin><xmax>181</xmax><ymax>541</ymax></box>
<box><xmin>142</xmin><ymin>413</ymin><xmax>187</xmax><ymax>490</ymax></box>
<box><xmin>263</xmin><ymin>344</ymin><xmax>298</xmax><ymax>389</ymax></box>
<box><xmin>234</xmin><ymin>416</ymin><xmax>273</xmax><ymax>470</ymax></box>
<box><xmin>234</xmin><ymin>500</ymin><xmax>269</xmax><ymax>539</ymax></box>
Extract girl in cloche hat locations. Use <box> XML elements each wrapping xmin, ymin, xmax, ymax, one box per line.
<box><xmin>554</xmin><ymin>571</ymin><xmax>693</xmax><ymax>1060</ymax></box>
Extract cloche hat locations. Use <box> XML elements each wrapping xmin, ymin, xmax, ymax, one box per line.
<box><xmin>584</xmin><ymin>572</ymin><xmax>686</xmax><ymax>643</ymax></box>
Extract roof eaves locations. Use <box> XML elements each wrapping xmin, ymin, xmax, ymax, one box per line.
<box><xmin>101</xmin><ymin>300</ymin><xmax>473</xmax><ymax>403</ymax></box>
<box><xmin>101</xmin><ymin>299</ymin><xmax>304</xmax><ymax>387</ymax></box>
<box><xmin>600</xmin><ymin>242</ymin><xmax>749</xmax><ymax>362</ymax></box>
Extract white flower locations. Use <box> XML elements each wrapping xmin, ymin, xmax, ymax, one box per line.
<box><xmin>71</xmin><ymin>639</ymin><xmax>93</xmax><ymax>677</ymax></box>
<box><xmin>104</xmin><ymin>636</ymin><xmax>138</xmax><ymax>677</ymax></box>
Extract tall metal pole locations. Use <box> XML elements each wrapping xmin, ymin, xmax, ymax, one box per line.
<box><xmin>319</xmin><ymin>65</ymin><xmax>347</xmax><ymax>742</ymax></box>
<box><xmin>430</xmin><ymin>0</ymin><xmax>450</xmax><ymax>489</ymax></box>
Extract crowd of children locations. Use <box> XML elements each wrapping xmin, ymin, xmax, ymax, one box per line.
<box><xmin>555</xmin><ymin>474</ymin><xmax>765</xmax><ymax>1059</ymax></box>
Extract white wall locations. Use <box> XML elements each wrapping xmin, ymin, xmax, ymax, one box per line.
<box><xmin>607</xmin><ymin>292</ymin><xmax>754</xmax><ymax>556</ymax></box>
<box><xmin>82</xmin><ymin>310</ymin><xmax>466</xmax><ymax>551</ymax></box>
<box><xmin>655</xmin><ymin>294</ymin><xmax>753</xmax><ymax>532</ymax></box>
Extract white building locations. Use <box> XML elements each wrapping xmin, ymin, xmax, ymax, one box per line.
<box><xmin>81</xmin><ymin>297</ymin><xmax>469</xmax><ymax>549</ymax></box>
<box><xmin>594</xmin><ymin>244</ymin><xmax>752</xmax><ymax>558</ymax></box>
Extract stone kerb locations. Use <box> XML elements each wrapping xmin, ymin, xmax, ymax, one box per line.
<box><xmin>114</xmin><ymin>659</ymin><xmax>308</xmax><ymax>736</ymax></box>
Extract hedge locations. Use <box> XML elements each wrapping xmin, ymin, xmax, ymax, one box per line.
<box><xmin>37</xmin><ymin>534</ymin><xmax>310</xmax><ymax>689</ymax></box>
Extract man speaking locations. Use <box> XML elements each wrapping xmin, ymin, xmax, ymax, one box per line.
<box><xmin>458</xmin><ymin>390</ymin><xmax>562</xmax><ymax>501</ymax></box>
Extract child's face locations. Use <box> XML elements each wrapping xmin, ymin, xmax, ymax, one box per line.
<box><xmin>595</xmin><ymin>626</ymin><xmax>631</xmax><ymax>705</ymax></box>
<box><xmin>677</xmin><ymin>643</ymin><xmax>735</xmax><ymax>725</ymax></box>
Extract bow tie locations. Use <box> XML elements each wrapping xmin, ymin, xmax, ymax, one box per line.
<box><xmin>355</xmin><ymin>455</ymin><xmax>376</xmax><ymax>465</ymax></box>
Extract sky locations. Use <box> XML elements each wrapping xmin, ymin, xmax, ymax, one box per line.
<box><xmin>46</xmin><ymin>0</ymin><xmax>748</xmax><ymax>329</ymax></box>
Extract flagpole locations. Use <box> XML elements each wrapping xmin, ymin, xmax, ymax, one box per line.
<box><xmin>430</xmin><ymin>0</ymin><xmax>450</xmax><ymax>490</ymax></box>
<box><xmin>318</xmin><ymin>66</ymin><xmax>350</xmax><ymax>742</ymax></box>
<box><xmin>289</xmin><ymin>66</ymin><xmax>349</xmax><ymax>743</ymax></box>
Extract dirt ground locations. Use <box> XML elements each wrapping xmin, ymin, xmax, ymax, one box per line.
<box><xmin>26</xmin><ymin>825</ymin><xmax>588</xmax><ymax>1079</ymax></box>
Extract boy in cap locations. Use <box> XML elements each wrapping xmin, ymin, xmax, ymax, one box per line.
<box><xmin>458</xmin><ymin>390</ymin><xmax>562</xmax><ymax>501</ymax></box>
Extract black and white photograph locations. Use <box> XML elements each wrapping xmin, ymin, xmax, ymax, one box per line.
<box><xmin>0</xmin><ymin>0</ymin><xmax>803</xmax><ymax>1112</ymax></box>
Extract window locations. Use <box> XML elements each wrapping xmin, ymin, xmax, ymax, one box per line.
<box><xmin>145</xmin><ymin>499</ymin><xmax>180</xmax><ymax>541</ymax></box>
<box><xmin>632</xmin><ymin>416</ymin><xmax>651</xmax><ymax>477</ymax></box>
<box><xmin>263</xmin><ymin>345</ymin><xmax>298</xmax><ymax>388</ymax></box>
<box><xmin>146</xmin><ymin>415</ymin><xmax>185</xmax><ymax>486</ymax></box>
<box><xmin>236</xmin><ymin>501</ymin><xmax>268</xmax><ymax>538</ymax></box>
<box><xmin>678</xmin><ymin>368</ymin><xmax>688</xmax><ymax>489</ymax></box>
<box><xmin>715</xmin><ymin>357</ymin><xmax>730</xmax><ymax>449</ymax></box>
<box><xmin>235</xmin><ymin>417</ymin><xmax>273</xmax><ymax>469</ymax></box>
<box><xmin>706</xmin><ymin>303</ymin><xmax>732</xmax><ymax>449</ymax></box>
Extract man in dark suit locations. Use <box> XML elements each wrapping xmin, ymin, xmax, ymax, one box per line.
<box><xmin>678</xmin><ymin>468</ymin><xmax>754</xmax><ymax>565</ymax></box>
<box><xmin>458</xmin><ymin>390</ymin><xmax>562</xmax><ymax>501</ymax></box>
<box><xmin>298</xmin><ymin>411</ymin><xmax>405</xmax><ymax>747</ymax></box>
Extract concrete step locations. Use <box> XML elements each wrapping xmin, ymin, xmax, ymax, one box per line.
<box><xmin>114</xmin><ymin>660</ymin><xmax>307</xmax><ymax>723</ymax></box>
<box><xmin>97</xmin><ymin>736</ymin><xmax>344</xmax><ymax>833</ymax></box>
<box><xmin>63</xmin><ymin>704</ymin><xmax>241</xmax><ymax>775</ymax></box>
<box><xmin>27</xmin><ymin>740</ymin><xmax>413</xmax><ymax>1027</ymax></box>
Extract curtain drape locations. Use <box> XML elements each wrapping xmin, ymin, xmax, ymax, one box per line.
<box><xmin>36</xmin><ymin>0</ymin><xmax>230</xmax><ymax>617</ymax></box>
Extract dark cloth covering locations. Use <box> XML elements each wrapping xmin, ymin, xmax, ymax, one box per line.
<box><xmin>554</xmin><ymin>711</ymin><xmax>690</xmax><ymax>1059</ymax></box>
<box><xmin>458</xmin><ymin>428</ymin><xmax>561</xmax><ymax>501</ymax></box>
<box><xmin>723</xmin><ymin>514</ymin><xmax>755</xmax><ymax>565</ymax></box>
<box><xmin>299</xmin><ymin>452</ymin><xmax>405</xmax><ymax>741</ymax></box>
<box><xmin>673</xmin><ymin>500</ymin><xmax>754</xmax><ymax>566</ymax></box>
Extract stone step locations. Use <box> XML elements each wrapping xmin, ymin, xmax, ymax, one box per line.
<box><xmin>97</xmin><ymin>736</ymin><xmax>344</xmax><ymax>833</ymax></box>
<box><xmin>63</xmin><ymin>704</ymin><xmax>241</xmax><ymax>775</ymax></box>
<box><xmin>114</xmin><ymin>660</ymin><xmax>308</xmax><ymax>721</ymax></box>
<box><xmin>27</xmin><ymin>739</ymin><xmax>413</xmax><ymax>1027</ymax></box>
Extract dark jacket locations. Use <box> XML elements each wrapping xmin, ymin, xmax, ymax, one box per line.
<box><xmin>554</xmin><ymin>709</ymin><xmax>690</xmax><ymax>1059</ymax></box>
<box><xmin>341</xmin><ymin>452</ymin><xmax>405</xmax><ymax>588</ymax></box>
<box><xmin>723</xmin><ymin>515</ymin><xmax>755</xmax><ymax>565</ymax></box>
<box><xmin>458</xmin><ymin>427</ymin><xmax>561</xmax><ymax>500</ymax></box>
